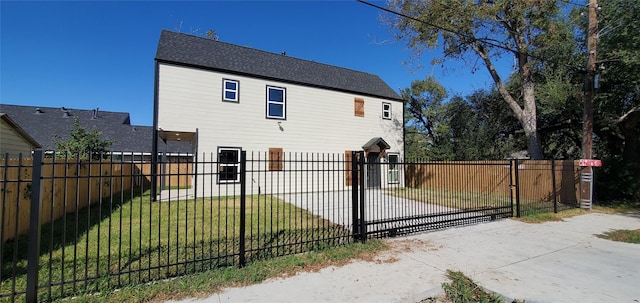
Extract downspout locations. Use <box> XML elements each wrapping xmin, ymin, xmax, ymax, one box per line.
<box><xmin>151</xmin><ymin>60</ymin><xmax>160</xmax><ymax>201</ymax></box>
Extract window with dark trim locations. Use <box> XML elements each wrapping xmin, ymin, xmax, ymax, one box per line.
<box><xmin>382</xmin><ymin>102</ymin><xmax>392</xmax><ymax>120</ymax></box>
<box><xmin>268</xmin><ymin>147</ymin><xmax>284</xmax><ymax>171</ymax></box>
<box><xmin>223</xmin><ymin>79</ymin><xmax>239</xmax><ymax>102</ymax></box>
<box><xmin>387</xmin><ymin>153</ymin><xmax>399</xmax><ymax>184</ymax></box>
<box><xmin>218</xmin><ymin>147</ymin><xmax>241</xmax><ymax>183</ymax></box>
<box><xmin>354</xmin><ymin>98</ymin><xmax>364</xmax><ymax>117</ymax></box>
<box><xmin>266</xmin><ymin>86</ymin><xmax>286</xmax><ymax>119</ymax></box>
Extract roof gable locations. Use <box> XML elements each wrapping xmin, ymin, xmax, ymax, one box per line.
<box><xmin>0</xmin><ymin>113</ymin><xmax>41</xmax><ymax>148</ymax></box>
<box><xmin>155</xmin><ymin>30</ymin><xmax>402</xmax><ymax>101</ymax></box>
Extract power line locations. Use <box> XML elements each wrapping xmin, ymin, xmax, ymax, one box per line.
<box><xmin>356</xmin><ymin>0</ymin><xmax>577</xmax><ymax>69</ymax></box>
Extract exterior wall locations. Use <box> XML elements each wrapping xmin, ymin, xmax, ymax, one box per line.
<box><xmin>157</xmin><ymin>63</ymin><xmax>404</xmax><ymax>196</ymax></box>
<box><xmin>0</xmin><ymin>118</ymin><xmax>35</xmax><ymax>157</ymax></box>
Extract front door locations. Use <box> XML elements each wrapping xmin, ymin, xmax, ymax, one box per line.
<box><xmin>367</xmin><ymin>152</ymin><xmax>381</xmax><ymax>188</ymax></box>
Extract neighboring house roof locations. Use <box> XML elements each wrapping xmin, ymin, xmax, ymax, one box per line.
<box><xmin>0</xmin><ymin>104</ymin><xmax>191</xmax><ymax>154</ymax></box>
<box><xmin>155</xmin><ymin>30</ymin><xmax>403</xmax><ymax>101</ymax></box>
<box><xmin>0</xmin><ymin>113</ymin><xmax>42</xmax><ymax>148</ymax></box>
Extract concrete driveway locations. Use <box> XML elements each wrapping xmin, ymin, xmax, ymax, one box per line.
<box><xmin>276</xmin><ymin>189</ymin><xmax>462</xmax><ymax>231</ymax></box>
<box><xmin>168</xmin><ymin>211</ymin><xmax>640</xmax><ymax>303</ymax></box>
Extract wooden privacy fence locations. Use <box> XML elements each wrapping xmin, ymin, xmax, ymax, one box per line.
<box><xmin>137</xmin><ymin>161</ymin><xmax>193</xmax><ymax>189</ymax></box>
<box><xmin>405</xmin><ymin>160</ymin><xmax>582</xmax><ymax>204</ymax></box>
<box><xmin>0</xmin><ymin>158</ymin><xmax>136</xmax><ymax>242</ymax></box>
<box><xmin>0</xmin><ymin>158</ymin><xmax>192</xmax><ymax>243</ymax></box>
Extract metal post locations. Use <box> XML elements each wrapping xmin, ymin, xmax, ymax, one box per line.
<box><xmin>351</xmin><ymin>151</ymin><xmax>359</xmax><ymax>241</ymax></box>
<box><xmin>509</xmin><ymin>160</ymin><xmax>514</xmax><ymax>217</ymax></box>
<box><xmin>580</xmin><ymin>172</ymin><xmax>594</xmax><ymax>209</ymax></box>
<box><xmin>514</xmin><ymin>159</ymin><xmax>521</xmax><ymax>217</ymax></box>
<box><xmin>358</xmin><ymin>151</ymin><xmax>366</xmax><ymax>243</ymax></box>
<box><xmin>551</xmin><ymin>160</ymin><xmax>558</xmax><ymax>213</ymax></box>
<box><xmin>239</xmin><ymin>151</ymin><xmax>247</xmax><ymax>267</ymax></box>
<box><xmin>26</xmin><ymin>150</ymin><xmax>44</xmax><ymax>303</ymax></box>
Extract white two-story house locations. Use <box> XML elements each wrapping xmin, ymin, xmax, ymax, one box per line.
<box><xmin>153</xmin><ymin>30</ymin><xmax>404</xmax><ymax>197</ymax></box>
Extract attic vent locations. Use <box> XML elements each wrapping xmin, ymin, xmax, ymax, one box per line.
<box><xmin>281</xmin><ymin>51</ymin><xmax>286</xmax><ymax>56</ymax></box>
<box><xmin>35</xmin><ymin>108</ymin><xmax>44</xmax><ymax>114</ymax></box>
<box><xmin>92</xmin><ymin>108</ymin><xmax>99</xmax><ymax>119</ymax></box>
<box><xmin>62</xmin><ymin>110</ymin><xmax>72</xmax><ymax>118</ymax></box>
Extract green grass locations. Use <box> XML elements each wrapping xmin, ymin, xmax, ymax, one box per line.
<box><xmin>54</xmin><ymin>240</ymin><xmax>387</xmax><ymax>303</ymax></box>
<box><xmin>1</xmin><ymin>189</ymin><xmax>350</xmax><ymax>302</ymax></box>
<box><xmin>441</xmin><ymin>270</ymin><xmax>503</xmax><ymax>303</ymax></box>
<box><xmin>596</xmin><ymin>229</ymin><xmax>640</xmax><ymax>244</ymax></box>
<box><xmin>390</xmin><ymin>187</ymin><xmax>585</xmax><ymax>218</ymax></box>
<box><xmin>515</xmin><ymin>205</ymin><xmax>640</xmax><ymax>223</ymax></box>
<box><xmin>389</xmin><ymin>187</ymin><xmax>512</xmax><ymax>210</ymax></box>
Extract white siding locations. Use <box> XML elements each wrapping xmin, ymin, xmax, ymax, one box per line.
<box><xmin>157</xmin><ymin>63</ymin><xmax>404</xmax><ymax>196</ymax></box>
<box><xmin>1</xmin><ymin>119</ymin><xmax>35</xmax><ymax>157</ymax></box>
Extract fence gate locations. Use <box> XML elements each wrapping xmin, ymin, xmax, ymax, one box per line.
<box><xmin>350</xmin><ymin>151</ymin><xmax>514</xmax><ymax>240</ymax></box>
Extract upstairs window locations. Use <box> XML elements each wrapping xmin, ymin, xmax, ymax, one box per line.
<box><xmin>223</xmin><ymin>79</ymin><xmax>239</xmax><ymax>102</ymax></box>
<box><xmin>218</xmin><ymin>147</ymin><xmax>241</xmax><ymax>183</ymax></box>
<box><xmin>354</xmin><ymin>98</ymin><xmax>364</xmax><ymax>117</ymax></box>
<box><xmin>382</xmin><ymin>102</ymin><xmax>392</xmax><ymax>120</ymax></box>
<box><xmin>267</xmin><ymin>86</ymin><xmax>286</xmax><ymax>119</ymax></box>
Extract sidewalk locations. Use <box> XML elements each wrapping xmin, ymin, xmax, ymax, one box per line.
<box><xmin>168</xmin><ymin>212</ymin><xmax>640</xmax><ymax>303</ymax></box>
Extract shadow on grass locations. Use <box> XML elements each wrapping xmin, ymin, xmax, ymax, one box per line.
<box><xmin>1</xmin><ymin>187</ymin><xmax>148</xmax><ymax>282</ymax></box>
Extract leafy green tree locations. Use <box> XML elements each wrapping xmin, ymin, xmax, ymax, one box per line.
<box><xmin>586</xmin><ymin>0</ymin><xmax>640</xmax><ymax>200</ymax></box>
<box><xmin>387</xmin><ymin>0</ymin><xmax>572</xmax><ymax>159</ymax></box>
<box><xmin>402</xmin><ymin>77</ymin><xmax>453</xmax><ymax>160</ymax></box>
<box><xmin>54</xmin><ymin>117</ymin><xmax>113</xmax><ymax>160</ymax></box>
<box><xmin>403</xmin><ymin>76</ymin><xmax>523</xmax><ymax>160</ymax></box>
<box><xmin>448</xmin><ymin>90</ymin><xmax>523</xmax><ymax>160</ymax></box>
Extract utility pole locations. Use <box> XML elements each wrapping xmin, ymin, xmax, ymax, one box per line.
<box><xmin>581</xmin><ymin>0</ymin><xmax>598</xmax><ymax>209</ymax></box>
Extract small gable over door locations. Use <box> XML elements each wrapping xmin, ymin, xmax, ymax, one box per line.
<box><xmin>362</xmin><ymin>137</ymin><xmax>390</xmax><ymax>157</ymax></box>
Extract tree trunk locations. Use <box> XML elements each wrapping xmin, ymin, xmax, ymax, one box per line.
<box><xmin>471</xmin><ymin>42</ymin><xmax>545</xmax><ymax>159</ymax></box>
<box><xmin>521</xmin><ymin>75</ymin><xmax>544</xmax><ymax>160</ymax></box>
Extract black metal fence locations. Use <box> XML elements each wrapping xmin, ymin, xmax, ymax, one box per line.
<box><xmin>1</xmin><ymin>151</ymin><xmax>581</xmax><ymax>302</ymax></box>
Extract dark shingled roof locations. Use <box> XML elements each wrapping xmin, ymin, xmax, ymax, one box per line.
<box><xmin>0</xmin><ymin>104</ymin><xmax>191</xmax><ymax>154</ymax></box>
<box><xmin>155</xmin><ymin>30</ymin><xmax>403</xmax><ymax>101</ymax></box>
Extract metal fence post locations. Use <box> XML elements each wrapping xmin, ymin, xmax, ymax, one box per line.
<box><xmin>239</xmin><ymin>151</ymin><xmax>247</xmax><ymax>267</ymax></box>
<box><xmin>358</xmin><ymin>151</ymin><xmax>366</xmax><ymax>243</ymax></box>
<box><xmin>514</xmin><ymin>159</ymin><xmax>521</xmax><ymax>217</ymax></box>
<box><xmin>351</xmin><ymin>151</ymin><xmax>359</xmax><ymax>241</ymax></box>
<box><xmin>551</xmin><ymin>160</ymin><xmax>558</xmax><ymax>213</ymax></box>
<box><xmin>26</xmin><ymin>150</ymin><xmax>44</xmax><ymax>303</ymax></box>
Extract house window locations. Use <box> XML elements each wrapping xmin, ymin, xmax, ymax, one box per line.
<box><xmin>382</xmin><ymin>102</ymin><xmax>392</xmax><ymax>120</ymax></box>
<box><xmin>268</xmin><ymin>148</ymin><xmax>284</xmax><ymax>171</ymax></box>
<box><xmin>267</xmin><ymin>86</ymin><xmax>286</xmax><ymax>119</ymax></box>
<box><xmin>218</xmin><ymin>147</ymin><xmax>241</xmax><ymax>183</ymax></box>
<box><xmin>387</xmin><ymin>153</ymin><xmax>399</xmax><ymax>184</ymax></box>
<box><xmin>354</xmin><ymin>98</ymin><xmax>364</xmax><ymax>117</ymax></box>
<box><xmin>223</xmin><ymin>79</ymin><xmax>239</xmax><ymax>102</ymax></box>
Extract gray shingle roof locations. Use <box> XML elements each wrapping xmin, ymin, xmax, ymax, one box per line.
<box><xmin>155</xmin><ymin>30</ymin><xmax>403</xmax><ymax>101</ymax></box>
<box><xmin>0</xmin><ymin>104</ymin><xmax>191</xmax><ymax>154</ymax></box>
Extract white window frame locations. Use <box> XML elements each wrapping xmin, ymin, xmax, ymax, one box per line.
<box><xmin>266</xmin><ymin>86</ymin><xmax>286</xmax><ymax>119</ymax></box>
<box><xmin>382</xmin><ymin>102</ymin><xmax>392</xmax><ymax>120</ymax></box>
<box><xmin>217</xmin><ymin>147</ymin><xmax>241</xmax><ymax>184</ymax></box>
<box><xmin>223</xmin><ymin>79</ymin><xmax>239</xmax><ymax>102</ymax></box>
<box><xmin>387</xmin><ymin>153</ymin><xmax>399</xmax><ymax>184</ymax></box>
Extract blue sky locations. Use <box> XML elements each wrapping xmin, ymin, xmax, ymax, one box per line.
<box><xmin>2</xmin><ymin>1</ymin><xmax>503</xmax><ymax>126</ymax></box>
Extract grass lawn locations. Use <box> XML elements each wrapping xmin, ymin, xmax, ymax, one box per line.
<box><xmin>59</xmin><ymin>240</ymin><xmax>387</xmax><ymax>303</ymax></box>
<box><xmin>1</xmin><ymin>189</ymin><xmax>350</xmax><ymax>302</ymax></box>
<box><xmin>596</xmin><ymin>229</ymin><xmax>640</xmax><ymax>244</ymax></box>
<box><xmin>389</xmin><ymin>187</ymin><xmax>578</xmax><ymax>217</ymax></box>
